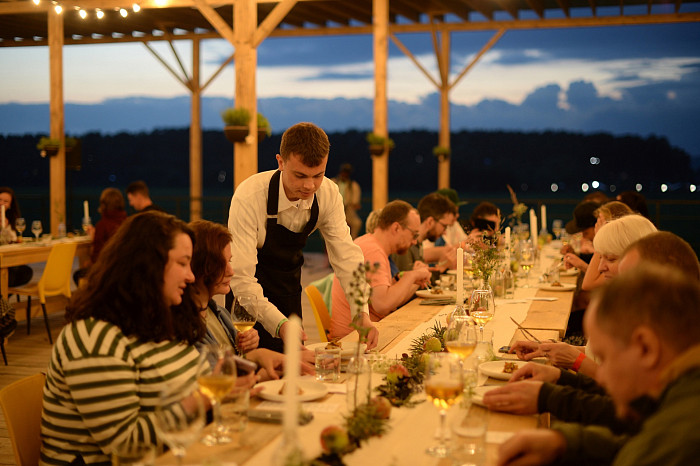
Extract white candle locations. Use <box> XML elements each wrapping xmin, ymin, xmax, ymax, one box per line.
<box><xmin>1</xmin><ymin>205</ymin><xmax>5</xmax><ymax>229</ymax></box>
<box><xmin>505</xmin><ymin>226</ymin><xmax>511</xmax><ymax>261</ymax></box>
<box><xmin>282</xmin><ymin>315</ymin><xmax>301</xmax><ymax>434</ymax></box>
<box><xmin>530</xmin><ymin>209</ymin><xmax>538</xmax><ymax>245</ymax></box>
<box><xmin>83</xmin><ymin>200</ymin><xmax>89</xmax><ymax>220</ymax></box>
<box><xmin>541</xmin><ymin>205</ymin><xmax>547</xmax><ymax>233</ymax></box>
<box><xmin>456</xmin><ymin>247</ymin><xmax>464</xmax><ymax>305</ymax></box>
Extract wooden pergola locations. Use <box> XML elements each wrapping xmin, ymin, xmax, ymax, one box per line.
<box><xmin>2</xmin><ymin>0</ymin><xmax>699</xmax><ymax>233</ymax></box>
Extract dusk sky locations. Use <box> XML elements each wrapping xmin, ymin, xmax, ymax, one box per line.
<box><xmin>2</xmin><ymin>9</ymin><xmax>700</xmax><ymax>156</ymax></box>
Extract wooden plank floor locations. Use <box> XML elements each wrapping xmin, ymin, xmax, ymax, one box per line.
<box><xmin>0</xmin><ymin>253</ymin><xmax>331</xmax><ymax>465</ymax></box>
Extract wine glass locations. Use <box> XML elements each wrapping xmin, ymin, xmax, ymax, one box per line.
<box><xmin>469</xmin><ymin>288</ymin><xmax>495</xmax><ymax>342</ymax></box>
<box><xmin>15</xmin><ymin>218</ymin><xmax>26</xmax><ymax>242</ymax></box>
<box><xmin>444</xmin><ymin>316</ymin><xmax>477</xmax><ymax>361</ymax></box>
<box><xmin>197</xmin><ymin>345</ymin><xmax>237</xmax><ymax>445</ymax></box>
<box><xmin>552</xmin><ymin>219</ymin><xmax>563</xmax><ymax>240</ymax></box>
<box><xmin>424</xmin><ymin>352</ymin><xmax>464</xmax><ymax>458</ymax></box>
<box><xmin>82</xmin><ymin>216</ymin><xmax>92</xmax><ymax>234</ymax></box>
<box><xmin>519</xmin><ymin>240</ymin><xmax>535</xmax><ymax>288</ymax></box>
<box><xmin>31</xmin><ymin>220</ymin><xmax>42</xmax><ymax>242</ymax></box>
<box><xmin>231</xmin><ymin>294</ymin><xmax>257</xmax><ymax>355</ymax></box>
<box><xmin>155</xmin><ymin>381</ymin><xmax>206</xmax><ymax>466</ymax></box>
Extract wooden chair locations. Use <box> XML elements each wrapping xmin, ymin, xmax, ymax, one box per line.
<box><xmin>0</xmin><ymin>373</ymin><xmax>46</xmax><ymax>466</ymax></box>
<box><xmin>8</xmin><ymin>242</ymin><xmax>77</xmax><ymax>344</ymax></box>
<box><xmin>304</xmin><ymin>283</ymin><xmax>332</xmax><ymax>343</ymax></box>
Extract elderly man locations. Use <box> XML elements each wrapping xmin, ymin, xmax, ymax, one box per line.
<box><xmin>497</xmin><ymin>264</ymin><xmax>700</xmax><ymax>466</ymax></box>
<box><xmin>329</xmin><ymin>200</ymin><xmax>431</xmax><ymax>340</ymax></box>
<box><xmin>390</xmin><ymin>192</ymin><xmax>458</xmax><ymax>273</ymax></box>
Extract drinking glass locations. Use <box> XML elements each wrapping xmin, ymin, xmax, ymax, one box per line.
<box><xmin>82</xmin><ymin>216</ymin><xmax>92</xmax><ymax>234</ymax></box>
<box><xmin>15</xmin><ymin>218</ymin><xmax>26</xmax><ymax>242</ymax></box>
<box><xmin>450</xmin><ymin>407</ymin><xmax>488</xmax><ymax>466</ymax></box>
<box><xmin>518</xmin><ymin>240</ymin><xmax>535</xmax><ymax>288</ymax></box>
<box><xmin>551</xmin><ymin>219</ymin><xmax>564</xmax><ymax>240</ymax></box>
<box><xmin>469</xmin><ymin>288</ymin><xmax>495</xmax><ymax>341</ymax></box>
<box><xmin>31</xmin><ymin>220</ymin><xmax>42</xmax><ymax>241</ymax></box>
<box><xmin>197</xmin><ymin>345</ymin><xmax>237</xmax><ymax>445</ymax></box>
<box><xmin>444</xmin><ymin>316</ymin><xmax>477</xmax><ymax>361</ymax></box>
<box><xmin>231</xmin><ymin>294</ymin><xmax>257</xmax><ymax>355</ymax></box>
<box><xmin>154</xmin><ymin>382</ymin><xmax>206</xmax><ymax>466</ymax></box>
<box><xmin>424</xmin><ymin>352</ymin><xmax>464</xmax><ymax>458</ymax></box>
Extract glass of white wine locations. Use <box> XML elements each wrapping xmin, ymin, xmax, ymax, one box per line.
<box><xmin>15</xmin><ymin>218</ymin><xmax>26</xmax><ymax>242</ymax></box>
<box><xmin>197</xmin><ymin>345</ymin><xmax>237</xmax><ymax>445</ymax></box>
<box><xmin>424</xmin><ymin>352</ymin><xmax>464</xmax><ymax>458</ymax></box>
<box><xmin>552</xmin><ymin>219</ymin><xmax>564</xmax><ymax>240</ymax></box>
<box><xmin>444</xmin><ymin>316</ymin><xmax>477</xmax><ymax>361</ymax></box>
<box><xmin>231</xmin><ymin>294</ymin><xmax>257</xmax><ymax>355</ymax></box>
<box><xmin>31</xmin><ymin>220</ymin><xmax>42</xmax><ymax>242</ymax></box>
<box><xmin>470</xmin><ymin>288</ymin><xmax>495</xmax><ymax>342</ymax></box>
<box><xmin>154</xmin><ymin>381</ymin><xmax>206</xmax><ymax>466</ymax></box>
<box><xmin>519</xmin><ymin>240</ymin><xmax>535</xmax><ymax>288</ymax></box>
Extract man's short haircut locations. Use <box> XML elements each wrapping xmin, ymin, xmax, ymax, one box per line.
<box><xmin>279</xmin><ymin>122</ymin><xmax>330</xmax><ymax>166</ymax></box>
<box><xmin>376</xmin><ymin>200</ymin><xmax>414</xmax><ymax>231</ymax></box>
<box><xmin>624</xmin><ymin>231</ymin><xmax>700</xmax><ymax>281</ymax></box>
<box><xmin>593</xmin><ymin>215</ymin><xmax>657</xmax><ymax>257</ymax></box>
<box><xmin>470</xmin><ymin>202</ymin><xmax>500</xmax><ymax>222</ymax></box>
<box><xmin>417</xmin><ymin>193</ymin><xmax>457</xmax><ymax>223</ymax></box>
<box><xmin>126</xmin><ymin>180</ymin><xmax>149</xmax><ymax>197</ymax></box>
<box><xmin>593</xmin><ymin>264</ymin><xmax>700</xmax><ymax>353</ymax></box>
<box><xmin>594</xmin><ymin>201</ymin><xmax>633</xmax><ymax>222</ymax></box>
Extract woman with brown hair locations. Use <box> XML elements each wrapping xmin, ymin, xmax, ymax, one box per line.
<box><xmin>0</xmin><ymin>187</ymin><xmax>33</xmax><ymax>286</ymax></box>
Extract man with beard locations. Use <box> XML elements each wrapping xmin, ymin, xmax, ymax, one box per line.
<box><xmin>329</xmin><ymin>200</ymin><xmax>432</xmax><ymax>339</ymax></box>
<box><xmin>390</xmin><ymin>192</ymin><xmax>458</xmax><ymax>274</ymax></box>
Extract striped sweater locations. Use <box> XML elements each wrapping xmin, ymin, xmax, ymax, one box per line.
<box><xmin>40</xmin><ymin>318</ymin><xmax>201</xmax><ymax>465</ymax></box>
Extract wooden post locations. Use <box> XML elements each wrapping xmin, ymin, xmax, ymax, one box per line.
<box><xmin>372</xmin><ymin>0</ymin><xmax>389</xmax><ymax>211</ymax></box>
<box><xmin>234</xmin><ymin>0</ymin><xmax>258</xmax><ymax>190</ymax></box>
<box><xmin>190</xmin><ymin>38</ymin><xmax>202</xmax><ymax>221</ymax></box>
<box><xmin>438</xmin><ymin>30</ymin><xmax>451</xmax><ymax>190</ymax></box>
<box><xmin>48</xmin><ymin>9</ymin><xmax>64</xmax><ymax>236</ymax></box>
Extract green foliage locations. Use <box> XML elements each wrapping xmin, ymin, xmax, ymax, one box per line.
<box><xmin>432</xmin><ymin>145</ymin><xmax>451</xmax><ymax>156</ymax></box>
<box><xmin>468</xmin><ymin>231</ymin><xmax>501</xmax><ymax>282</ymax></box>
<box><xmin>257</xmin><ymin>113</ymin><xmax>272</xmax><ymax>136</ymax></box>
<box><xmin>221</xmin><ymin>107</ymin><xmax>251</xmax><ymax>126</ymax></box>
<box><xmin>36</xmin><ymin>136</ymin><xmax>77</xmax><ymax>150</ymax></box>
<box><xmin>366</xmin><ymin>132</ymin><xmax>395</xmax><ymax>149</ymax></box>
<box><xmin>344</xmin><ymin>403</ymin><xmax>390</xmax><ymax>448</ymax></box>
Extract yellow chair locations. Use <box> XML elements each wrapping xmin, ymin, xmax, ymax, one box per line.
<box><xmin>304</xmin><ymin>284</ymin><xmax>332</xmax><ymax>343</ymax></box>
<box><xmin>0</xmin><ymin>373</ymin><xmax>46</xmax><ymax>466</ymax></box>
<box><xmin>8</xmin><ymin>242</ymin><xmax>77</xmax><ymax>344</ymax></box>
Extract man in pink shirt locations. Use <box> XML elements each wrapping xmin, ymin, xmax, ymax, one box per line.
<box><xmin>329</xmin><ymin>200</ymin><xmax>432</xmax><ymax>340</ymax></box>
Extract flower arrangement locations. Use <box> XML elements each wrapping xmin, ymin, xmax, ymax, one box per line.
<box><xmin>466</xmin><ymin>231</ymin><xmax>501</xmax><ymax>283</ymax></box>
<box><xmin>506</xmin><ymin>184</ymin><xmax>528</xmax><ymax>228</ymax></box>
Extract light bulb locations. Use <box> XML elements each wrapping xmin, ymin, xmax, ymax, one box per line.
<box><xmin>119</xmin><ymin>8</ymin><xmax>127</xmax><ymax>17</ymax></box>
<box><xmin>96</xmin><ymin>8</ymin><xmax>104</xmax><ymax>18</ymax></box>
<box><xmin>132</xmin><ymin>3</ymin><xmax>141</xmax><ymax>12</ymax></box>
<box><xmin>79</xmin><ymin>9</ymin><xmax>87</xmax><ymax>18</ymax></box>
<box><xmin>32</xmin><ymin>0</ymin><xmax>40</xmax><ymax>5</ymax></box>
<box><xmin>54</xmin><ymin>4</ymin><xmax>62</xmax><ymax>14</ymax></box>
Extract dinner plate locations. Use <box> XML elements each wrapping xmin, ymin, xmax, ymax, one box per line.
<box><xmin>470</xmin><ymin>385</ymin><xmax>498</xmax><ymax>407</ymax></box>
<box><xmin>478</xmin><ymin>360</ymin><xmax>526</xmax><ymax>380</ymax></box>
<box><xmin>256</xmin><ymin>379</ymin><xmax>329</xmax><ymax>402</ymax></box>
<box><xmin>445</xmin><ymin>269</ymin><xmax>469</xmax><ymax>275</ymax></box>
<box><xmin>416</xmin><ymin>289</ymin><xmax>456</xmax><ymax>299</ymax></box>
<box><xmin>559</xmin><ymin>268</ymin><xmax>579</xmax><ymax>276</ymax></box>
<box><xmin>538</xmin><ymin>283</ymin><xmax>577</xmax><ymax>291</ymax></box>
<box><xmin>305</xmin><ymin>341</ymin><xmax>367</xmax><ymax>358</ymax></box>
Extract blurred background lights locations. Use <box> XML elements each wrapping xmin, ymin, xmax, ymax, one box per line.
<box><xmin>636</xmin><ymin>184</ymin><xmax>643</xmax><ymax>192</ymax></box>
<box><xmin>132</xmin><ymin>3</ymin><xmax>141</xmax><ymax>12</ymax></box>
<box><xmin>591</xmin><ymin>180</ymin><xmax>600</xmax><ymax>189</ymax></box>
<box><xmin>581</xmin><ymin>183</ymin><xmax>589</xmax><ymax>192</ymax></box>
<box><xmin>550</xmin><ymin>183</ymin><xmax>559</xmax><ymax>192</ymax></box>
<box><xmin>79</xmin><ymin>9</ymin><xmax>87</xmax><ymax>18</ymax></box>
<box><xmin>96</xmin><ymin>8</ymin><xmax>104</xmax><ymax>18</ymax></box>
<box><xmin>691</xmin><ymin>185</ymin><xmax>697</xmax><ymax>193</ymax></box>
<box><xmin>119</xmin><ymin>8</ymin><xmax>128</xmax><ymax>17</ymax></box>
<box><xmin>661</xmin><ymin>184</ymin><xmax>668</xmax><ymax>193</ymax></box>
<box><xmin>54</xmin><ymin>4</ymin><xmax>62</xmax><ymax>14</ymax></box>
<box><xmin>589</xmin><ymin>157</ymin><xmax>600</xmax><ymax>165</ymax></box>
<box><xmin>610</xmin><ymin>185</ymin><xmax>617</xmax><ymax>192</ymax></box>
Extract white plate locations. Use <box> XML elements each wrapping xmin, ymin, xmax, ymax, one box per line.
<box><xmin>256</xmin><ymin>379</ymin><xmax>328</xmax><ymax>402</ymax></box>
<box><xmin>416</xmin><ymin>289</ymin><xmax>456</xmax><ymax>299</ymax></box>
<box><xmin>559</xmin><ymin>268</ymin><xmax>579</xmax><ymax>276</ymax></box>
<box><xmin>538</xmin><ymin>283</ymin><xmax>577</xmax><ymax>291</ymax></box>
<box><xmin>470</xmin><ymin>385</ymin><xmax>498</xmax><ymax>407</ymax></box>
<box><xmin>305</xmin><ymin>341</ymin><xmax>367</xmax><ymax>358</ymax></box>
<box><xmin>445</xmin><ymin>269</ymin><xmax>469</xmax><ymax>275</ymax></box>
<box><xmin>479</xmin><ymin>360</ymin><xmax>526</xmax><ymax>380</ymax></box>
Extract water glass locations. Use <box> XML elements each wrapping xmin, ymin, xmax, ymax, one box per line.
<box><xmin>31</xmin><ymin>220</ymin><xmax>42</xmax><ymax>241</ymax></box>
<box><xmin>220</xmin><ymin>386</ymin><xmax>250</xmax><ymax>434</ymax></box>
<box><xmin>314</xmin><ymin>346</ymin><xmax>341</xmax><ymax>382</ymax></box>
<box><xmin>451</xmin><ymin>408</ymin><xmax>488</xmax><ymax>466</ymax></box>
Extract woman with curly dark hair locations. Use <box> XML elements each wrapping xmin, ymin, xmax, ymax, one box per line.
<box><xmin>40</xmin><ymin>211</ymin><xmax>207</xmax><ymax>464</ymax></box>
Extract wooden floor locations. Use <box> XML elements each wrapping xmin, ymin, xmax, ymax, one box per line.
<box><xmin>0</xmin><ymin>253</ymin><xmax>331</xmax><ymax>465</ymax></box>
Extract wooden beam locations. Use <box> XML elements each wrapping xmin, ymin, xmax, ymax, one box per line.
<box><xmin>449</xmin><ymin>27</ymin><xmax>505</xmax><ymax>91</ymax></box>
<box><xmin>307</xmin><ymin>3</ymin><xmax>351</xmax><ymax>25</ymax></box>
<box><xmin>588</xmin><ymin>0</ymin><xmax>597</xmax><ymax>16</ymax></box>
<box><xmin>429</xmin><ymin>15</ymin><xmax>447</xmax><ymax>84</ymax></box>
<box><xmin>431</xmin><ymin>0</ymin><xmax>472</xmax><ymax>21</ymax></box>
<box><xmin>461</xmin><ymin>0</ymin><xmax>495</xmax><ymax>20</ymax></box>
<box><xmin>373</xmin><ymin>0</ymin><xmax>389</xmax><ymax>211</ymax></box>
<box><xmin>525</xmin><ymin>0</ymin><xmax>545</xmax><ymax>18</ymax></box>
<box><xmin>190</xmin><ymin>37</ymin><xmax>202</xmax><ymax>221</ymax></box>
<box><xmin>162</xmin><ymin>29</ymin><xmax>192</xmax><ymax>84</ymax></box>
<box><xmin>192</xmin><ymin>0</ymin><xmax>235</xmax><ymax>46</ymax></box>
<box><xmin>389</xmin><ymin>2</ymin><xmax>421</xmax><ymax>23</ymax></box>
<box><xmin>438</xmin><ymin>29</ymin><xmax>450</xmax><ymax>190</ymax></box>
<box><xmin>143</xmin><ymin>41</ymin><xmax>192</xmax><ymax>90</ymax></box>
<box><xmin>493</xmin><ymin>0</ymin><xmax>520</xmax><ymax>19</ymax></box>
<box><xmin>48</xmin><ymin>9</ymin><xmax>65</xmax><ymax>236</ymax></box>
<box><xmin>253</xmin><ymin>0</ymin><xmax>297</xmax><ymax>47</ymax></box>
<box><xmin>389</xmin><ymin>33</ymin><xmax>440</xmax><ymax>88</ymax></box>
<box><xmin>201</xmin><ymin>51</ymin><xmax>234</xmax><ymax>92</ymax></box>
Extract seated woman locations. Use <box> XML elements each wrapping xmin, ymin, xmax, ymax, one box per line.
<box><xmin>0</xmin><ymin>187</ymin><xmax>32</xmax><ymax>286</ymax></box>
<box><xmin>41</xmin><ymin>211</ymin><xmax>208</xmax><ymax>464</ymax></box>
<box><xmin>188</xmin><ymin>219</ymin><xmax>314</xmax><ymax>380</ymax></box>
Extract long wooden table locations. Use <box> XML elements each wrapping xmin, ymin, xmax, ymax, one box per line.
<box><xmin>157</xmin><ymin>244</ymin><xmax>575</xmax><ymax>465</ymax></box>
<box><xmin>0</xmin><ymin>236</ymin><xmax>91</xmax><ymax>298</ymax></box>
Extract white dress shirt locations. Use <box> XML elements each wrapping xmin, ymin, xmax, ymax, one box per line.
<box><xmin>228</xmin><ymin>170</ymin><xmax>368</xmax><ymax>336</ymax></box>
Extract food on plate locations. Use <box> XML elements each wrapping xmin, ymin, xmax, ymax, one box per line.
<box><xmin>325</xmin><ymin>339</ymin><xmax>342</xmax><ymax>350</ymax></box>
<box><xmin>503</xmin><ymin>362</ymin><xmax>519</xmax><ymax>374</ymax></box>
<box><xmin>430</xmin><ymin>287</ymin><xmax>443</xmax><ymax>295</ymax></box>
<box><xmin>278</xmin><ymin>382</ymin><xmax>304</xmax><ymax>396</ymax></box>
<box><xmin>550</xmin><ymin>281</ymin><xmax>563</xmax><ymax>287</ymax></box>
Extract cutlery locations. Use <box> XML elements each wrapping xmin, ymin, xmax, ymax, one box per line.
<box><xmin>509</xmin><ymin>317</ymin><xmax>542</xmax><ymax>343</ymax></box>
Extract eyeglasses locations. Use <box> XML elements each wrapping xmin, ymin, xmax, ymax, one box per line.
<box><xmin>438</xmin><ymin>220</ymin><xmax>450</xmax><ymax>229</ymax></box>
<box><xmin>403</xmin><ymin>225</ymin><xmax>420</xmax><ymax>241</ymax></box>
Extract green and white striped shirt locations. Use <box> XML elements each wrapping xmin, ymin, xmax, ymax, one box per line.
<box><xmin>40</xmin><ymin>318</ymin><xmax>201</xmax><ymax>465</ymax></box>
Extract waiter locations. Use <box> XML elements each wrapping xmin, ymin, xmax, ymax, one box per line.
<box><xmin>228</xmin><ymin>122</ymin><xmax>377</xmax><ymax>353</ymax></box>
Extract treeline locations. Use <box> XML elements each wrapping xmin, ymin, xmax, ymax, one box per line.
<box><xmin>1</xmin><ymin>128</ymin><xmax>695</xmax><ymax>195</ymax></box>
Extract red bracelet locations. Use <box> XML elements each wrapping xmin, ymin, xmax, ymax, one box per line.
<box><xmin>572</xmin><ymin>352</ymin><xmax>586</xmax><ymax>372</ymax></box>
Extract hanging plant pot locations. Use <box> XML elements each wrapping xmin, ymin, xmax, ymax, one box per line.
<box><xmin>41</xmin><ymin>146</ymin><xmax>60</xmax><ymax>157</ymax></box>
<box><xmin>257</xmin><ymin>129</ymin><xmax>269</xmax><ymax>141</ymax></box>
<box><xmin>368</xmin><ymin>144</ymin><xmax>385</xmax><ymax>156</ymax></box>
<box><xmin>224</xmin><ymin>126</ymin><xmax>250</xmax><ymax>143</ymax></box>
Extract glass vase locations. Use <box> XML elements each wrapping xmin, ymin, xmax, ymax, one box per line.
<box><xmin>346</xmin><ymin>355</ymin><xmax>372</xmax><ymax>411</ymax></box>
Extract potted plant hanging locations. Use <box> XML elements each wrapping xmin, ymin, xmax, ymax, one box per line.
<box><xmin>257</xmin><ymin>113</ymin><xmax>272</xmax><ymax>141</ymax></box>
<box><xmin>366</xmin><ymin>132</ymin><xmax>395</xmax><ymax>156</ymax></box>
<box><xmin>36</xmin><ymin>136</ymin><xmax>78</xmax><ymax>157</ymax></box>
<box><xmin>221</xmin><ymin>107</ymin><xmax>251</xmax><ymax>143</ymax></box>
<box><xmin>432</xmin><ymin>145</ymin><xmax>451</xmax><ymax>162</ymax></box>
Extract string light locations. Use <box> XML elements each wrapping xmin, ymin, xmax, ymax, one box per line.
<box><xmin>119</xmin><ymin>8</ymin><xmax>128</xmax><ymax>17</ymax></box>
<box><xmin>54</xmin><ymin>4</ymin><xmax>63</xmax><ymax>14</ymax></box>
<box><xmin>32</xmin><ymin>0</ymin><xmax>40</xmax><ymax>5</ymax></box>
<box><xmin>79</xmin><ymin>9</ymin><xmax>87</xmax><ymax>18</ymax></box>
<box><xmin>96</xmin><ymin>8</ymin><xmax>104</xmax><ymax>19</ymax></box>
<box><xmin>132</xmin><ymin>3</ymin><xmax>141</xmax><ymax>12</ymax></box>
<box><xmin>154</xmin><ymin>0</ymin><xmax>167</xmax><ymax>7</ymax></box>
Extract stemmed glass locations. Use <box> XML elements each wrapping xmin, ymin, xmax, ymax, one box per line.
<box><xmin>469</xmin><ymin>288</ymin><xmax>495</xmax><ymax>341</ymax></box>
<box><xmin>552</xmin><ymin>219</ymin><xmax>564</xmax><ymax>240</ymax></box>
<box><xmin>31</xmin><ymin>220</ymin><xmax>42</xmax><ymax>242</ymax></box>
<box><xmin>444</xmin><ymin>316</ymin><xmax>477</xmax><ymax>361</ymax></box>
<box><xmin>424</xmin><ymin>352</ymin><xmax>464</xmax><ymax>458</ymax></box>
<box><xmin>519</xmin><ymin>240</ymin><xmax>535</xmax><ymax>288</ymax></box>
<box><xmin>155</xmin><ymin>381</ymin><xmax>206</xmax><ymax>466</ymax></box>
<box><xmin>197</xmin><ymin>345</ymin><xmax>237</xmax><ymax>445</ymax></box>
<box><xmin>15</xmin><ymin>218</ymin><xmax>26</xmax><ymax>242</ymax></box>
<box><xmin>231</xmin><ymin>294</ymin><xmax>257</xmax><ymax>355</ymax></box>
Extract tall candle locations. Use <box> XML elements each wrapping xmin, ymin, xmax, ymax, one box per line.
<box><xmin>83</xmin><ymin>200</ymin><xmax>89</xmax><ymax>220</ymax></box>
<box><xmin>1</xmin><ymin>205</ymin><xmax>5</xmax><ymax>229</ymax></box>
<box><xmin>282</xmin><ymin>315</ymin><xmax>301</xmax><ymax>434</ymax></box>
<box><xmin>504</xmin><ymin>226</ymin><xmax>511</xmax><ymax>261</ymax></box>
<box><xmin>529</xmin><ymin>209</ymin><xmax>538</xmax><ymax>245</ymax></box>
<box><xmin>540</xmin><ymin>205</ymin><xmax>547</xmax><ymax>233</ymax></box>
<box><xmin>456</xmin><ymin>247</ymin><xmax>464</xmax><ymax>305</ymax></box>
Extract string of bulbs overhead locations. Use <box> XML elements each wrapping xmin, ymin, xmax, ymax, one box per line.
<box><xmin>31</xmin><ymin>0</ymin><xmax>147</xmax><ymax>19</ymax></box>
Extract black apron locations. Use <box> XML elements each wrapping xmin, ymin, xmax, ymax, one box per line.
<box><xmin>254</xmin><ymin>170</ymin><xmax>319</xmax><ymax>352</ymax></box>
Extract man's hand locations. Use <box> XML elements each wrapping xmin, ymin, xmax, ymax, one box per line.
<box><xmin>509</xmin><ymin>362</ymin><xmax>561</xmax><ymax>384</ymax></box>
<box><xmin>278</xmin><ymin>320</ymin><xmax>308</xmax><ymax>344</ymax></box>
<box><xmin>497</xmin><ymin>430</ymin><xmax>567</xmax><ymax>466</ymax></box>
<box><xmin>482</xmin><ymin>381</ymin><xmax>543</xmax><ymax>415</ymax></box>
<box><xmin>360</xmin><ymin>313</ymin><xmax>379</xmax><ymax>349</ymax></box>
<box><xmin>406</xmin><ymin>268</ymin><xmax>432</xmax><ymax>288</ymax></box>
<box><xmin>236</xmin><ymin>328</ymin><xmax>260</xmax><ymax>353</ymax></box>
